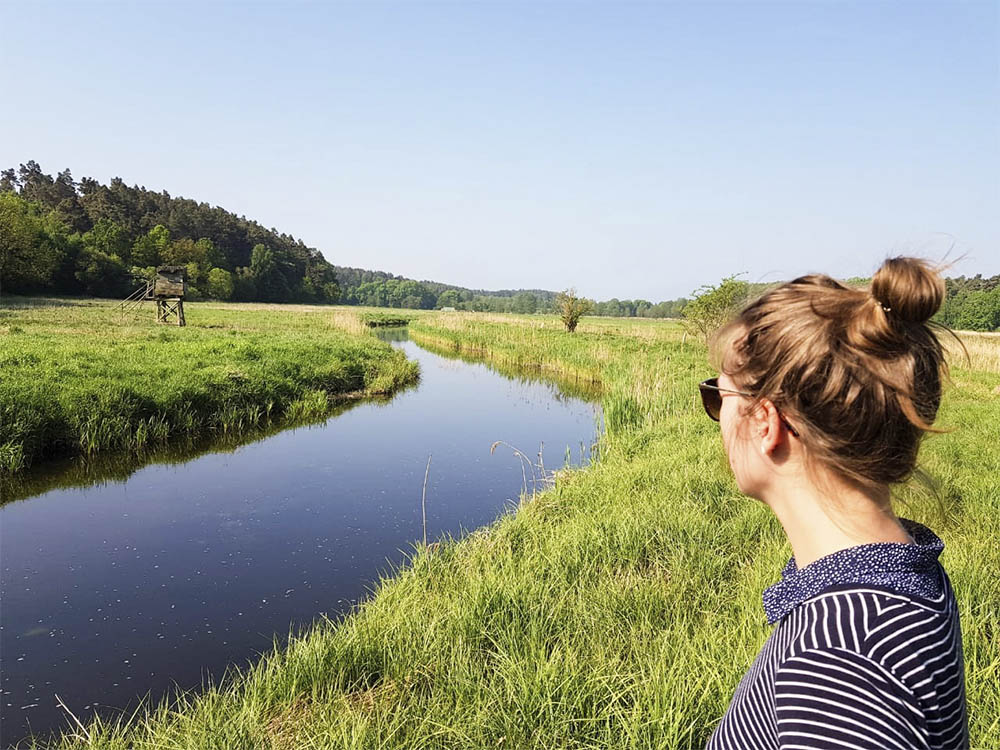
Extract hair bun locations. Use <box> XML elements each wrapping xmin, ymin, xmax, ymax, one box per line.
<box><xmin>871</xmin><ymin>256</ymin><xmax>944</xmax><ymax>324</ymax></box>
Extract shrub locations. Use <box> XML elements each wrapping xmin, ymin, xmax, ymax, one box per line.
<box><xmin>682</xmin><ymin>275</ymin><xmax>750</xmax><ymax>343</ymax></box>
<box><xmin>556</xmin><ymin>288</ymin><xmax>593</xmax><ymax>333</ymax></box>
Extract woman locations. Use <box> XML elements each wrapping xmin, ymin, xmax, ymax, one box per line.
<box><xmin>703</xmin><ymin>257</ymin><xmax>968</xmax><ymax>750</ymax></box>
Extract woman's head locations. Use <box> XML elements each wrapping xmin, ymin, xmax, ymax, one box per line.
<box><xmin>710</xmin><ymin>256</ymin><xmax>948</xmax><ymax>501</ymax></box>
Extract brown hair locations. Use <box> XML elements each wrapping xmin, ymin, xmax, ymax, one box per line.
<box><xmin>712</xmin><ymin>257</ymin><xmax>948</xmax><ymax>497</ymax></box>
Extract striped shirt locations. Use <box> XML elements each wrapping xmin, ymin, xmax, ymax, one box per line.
<box><xmin>707</xmin><ymin>519</ymin><xmax>968</xmax><ymax>750</ymax></box>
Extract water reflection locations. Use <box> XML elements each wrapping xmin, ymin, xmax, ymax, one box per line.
<box><xmin>404</xmin><ymin>331</ymin><xmax>603</xmax><ymax>404</ymax></box>
<box><xmin>0</xmin><ymin>399</ymin><xmax>378</xmax><ymax>508</ymax></box>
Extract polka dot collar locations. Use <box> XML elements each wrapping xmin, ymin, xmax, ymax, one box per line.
<box><xmin>762</xmin><ymin>518</ymin><xmax>945</xmax><ymax>624</ymax></box>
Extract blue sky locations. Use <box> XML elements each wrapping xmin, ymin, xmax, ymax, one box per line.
<box><xmin>1</xmin><ymin>1</ymin><xmax>996</xmax><ymax>300</ymax></box>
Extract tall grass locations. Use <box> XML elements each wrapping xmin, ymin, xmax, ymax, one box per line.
<box><xmin>22</xmin><ymin>310</ymin><xmax>1000</xmax><ymax>749</ymax></box>
<box><xmin>0</xmin><ymin>298</ymin><xmax>418</xmax><ymax>475</ymax></box>
<box><xmin>948</xmin><ymin>330</ymin><xmax>1000</xmax><ymax>374</ymax></box>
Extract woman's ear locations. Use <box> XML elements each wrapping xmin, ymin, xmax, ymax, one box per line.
<box><xmin>757</xmin><ymin>399</ymin><xmax>786</xmax><ymax>456</ymax></box>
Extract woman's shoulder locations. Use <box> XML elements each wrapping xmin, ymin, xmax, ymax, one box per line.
<box><xmin>775</xmin><ymin>580</ymin><xmax>963</xmax><ymax>697</ymax></box>
<box><xmin>779</xmin><ymin>578</ymin><xmax>958</xmax><ymax>655</ymax></box>
<box><xmin>773</xmin><ymin>583</ymin><xmax>967</xmax><ymax>745</ymax></box>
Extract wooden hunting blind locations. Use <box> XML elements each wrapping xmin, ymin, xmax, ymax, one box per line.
<box><xmin>153</xmin><ymin>266</ymin><xmax>187</xmax><ymax>326</ymax></box>
<box><xmin>122</xmin><ymin>266</ymin><xmax>187</xmax><ymax>326</ymax></box>
<box><xmin>154</xmin><ymin>266</ymin><xmax>187</xmax><ymax>298</ymax></box>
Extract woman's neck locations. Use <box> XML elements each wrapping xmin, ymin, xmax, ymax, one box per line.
<box><xmin>761</xmin><ymin>476</ymin><xmax>912</xmax><ymax>568</ymax></box>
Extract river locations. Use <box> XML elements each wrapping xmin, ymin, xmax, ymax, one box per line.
<box><xmin>0</xmin><ymin>331</ymin><xmax>601</xmax><ymax>745</ymax></box>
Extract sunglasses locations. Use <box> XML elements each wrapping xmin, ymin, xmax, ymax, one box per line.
<box><xmin>698</xmin><ymin>378</ymin><xmax>800</xmax><ymax>437</ymax></box>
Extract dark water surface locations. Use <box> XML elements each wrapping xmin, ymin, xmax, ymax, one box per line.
<box><xmin>0</xmin><ymin>333</ymin><xmax>601</xmax><ymax>744</ymax></box>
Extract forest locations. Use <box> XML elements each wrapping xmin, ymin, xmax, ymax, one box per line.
<box><xmin>0</xmin><ymin>162</ymin><xmax>339</xmax><ymax>304</ymax></box>
<box><xmin>937</xmin><ymin>274</ymin><xmax>1000</xmax><ymax>331</ymax></box>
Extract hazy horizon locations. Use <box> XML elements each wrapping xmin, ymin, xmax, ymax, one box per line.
<box><xmin>2</xmin><ymin>1</ymin><xmax>997</xmax><ymax>300</ymax></box>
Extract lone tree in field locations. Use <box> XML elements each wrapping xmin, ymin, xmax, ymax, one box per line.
<box><xmin>556</xmin><ymin>288</ymin><xmax>593</xmax><ymax>333</ymax></box>
<box><xmin>682</xmin><ymin>274</ymin><xmax>750</xmax><ymax>343</ymax></box>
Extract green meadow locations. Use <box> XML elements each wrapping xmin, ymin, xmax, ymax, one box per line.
<box><xmin>5</xmin><ymin>303</ymin><xmax>998</xmax><ymax>748</ymax></box>
<box><xmin>0</xmin><ymin>299</ymin><xmax>419</xmax><ymax>477</ymax></box>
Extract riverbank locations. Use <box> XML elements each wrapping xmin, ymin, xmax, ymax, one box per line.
<box><xmin>32</xmin><ymin>311</ymin><xmax>1000</xmax><ymax>748</ymax></box>
<box><xmin>0</xmin><ymin>298</ymin><xmax>419</xmax><ymax>476</ymax></box>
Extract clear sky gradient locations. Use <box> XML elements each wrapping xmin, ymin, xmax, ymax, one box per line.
<box><xmin>2</xmin><ymin>1</ymin><xmax>996</xmax><ymax>300</ymax></box>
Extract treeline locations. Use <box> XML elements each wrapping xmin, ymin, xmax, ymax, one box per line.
<box><xmin>333</xmin><ymin>265</ymin><xmax>557</xmax><ymax>306</ymax></box>
<box><xmin>936</xmin><ymin>274</ymin><xmax>1000</xmax><ymax>332</ymax></box>
<box><xmin>341</xmin><ymin>277</ymin><xmax>689</xmax><ymax>317</ymax></box>
<box><xmin>0</xmin><ymin>162</ymin><xmax>339</xmax><ymax>303</ymax></box>
<box><xmin>333</xmin><ymin>265</ymin><xmax>690</xmax><ymax>317</ymax></box>
<box><xmin>333</xmin><ymin>267</ymin><xmax>689</xmax><ymax>317</ymax></box>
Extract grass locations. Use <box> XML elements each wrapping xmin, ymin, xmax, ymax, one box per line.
<box><xmin>0</xmin><ymin>297</ymin><xmax>419</xmax><ymax>477</ymax></box>
<box><xmin>15</xmin><ymin>309</ymin><xmax>1000</xmax><ymax>749</ymax></box>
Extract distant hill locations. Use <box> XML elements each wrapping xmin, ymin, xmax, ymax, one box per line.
<box><xmin>330</xmin><ymin>264</ymin><xmax>561</xmax><ymax>312</ymax></box>
<box><xmin>334</xmin><ymin>265</ymin><xmax>557</xmax><ymax>300</ymax></box>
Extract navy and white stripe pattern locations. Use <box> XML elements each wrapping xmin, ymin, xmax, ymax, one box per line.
<box><xmin>707</xmin><ymin>520</ymin><xmax>968</xmax><ymax>749</ymax></box>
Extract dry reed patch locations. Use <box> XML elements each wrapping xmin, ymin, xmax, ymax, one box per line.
<box><xmin>423</xmin><ymin>311</ymin><xmax>470</xmax><ymax>332</ymax></box>
<box><xmin>197</xmin><ymin>302</ymin><xmax>334</xmax><ymax>313</ymax></box>
<box><xmin>266</xmin><ymin>698</ymin><xmax>315</xmax><ymax>750</ymax></box>
<box><xmin>329</xmin><ymin>309</ymin><xmax>368</xmax><ymax>336</ymax></box>
<box><xmin>593</xmin><ymin>343</ymin><xmax>615</xmax><ymax>362</ymax></box>
<box><xmin>610</xmin><ymin>560</ymin><xmax>673</xmax><ymax>588</ymax></box>
<box><xmin>577</xmin><ymin>318</ymin><xmax>685</xmax><ymax>343</ymax></box>
<box><xmin>952</xmin><ymin>331</ymin><xmax>1000</xmax><ymax>374</ymax></box>
<box><xmin>338</xmin><ymin>679</ymin><xmax>405</xmax><ymax>714</ymax></box>
<box><xmin>473</xmin><ymin>312</ymin><xmax>530</xmax><ymax>326</ymax></box>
